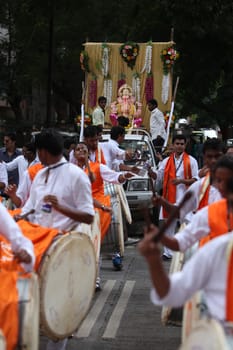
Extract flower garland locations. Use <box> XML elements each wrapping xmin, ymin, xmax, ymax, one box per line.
<box><xmin>80</xmin><ymin>50</ymin><xmax>90</xmax><ymax>73</ymax></box>
<box><xmin>75</xmin><ymin>113</ymin><xmax>92</xmax><ymax>127</ymax></box>
<box><xmin>132</xmin><ymin>73</ymin><xmax>141</xmax><ymax>102</ymax></box>
<box><xmin>160</xmin><ymin>46</ymin><xmax>179</xmax><ymax>75</ymax></box>
<box><xmin>103</xmin><ymin>78</ymin><xmax>112</xmax><ymax>106</ymax></box>
<box><xmin>88</xmin><ymin>75</ymin><xmax>97</xmax><ymax>108</ymax></box>
<box><xmin>101</xmin><ymin>43</ymin><xmax>110</xmax><ymax>77</ymax></box>
<box><xmin>120</xmin><ymin>41</ymin><xmax>139</xmax><ymax>70</ymax></box>
<box><xmin>141</xmin><ymin>41</ymin><xmax>152</xmax><ymax>74</ymax></box>
<box><xmin>161</xmin><ymin>74</ymin><xmax>170</xmax><ymax>104</ymax></box>
<box><xmin>164</xmin><ymin>111</ymin><xmax>175</xmax><ymax>129</ymax></box>
<box><xmin>145</xmin><ymin>73</ymin><xmax>154</xmax><ymax>103</ymax></box>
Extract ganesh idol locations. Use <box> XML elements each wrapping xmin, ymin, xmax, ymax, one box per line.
<box><xmin>110</xmin><ymin>84</ymin><xmax>142</xmax><ymax>127</ymax></box>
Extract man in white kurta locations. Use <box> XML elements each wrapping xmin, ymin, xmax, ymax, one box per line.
<box><xmin>155</xmin><ymin>135</ymin><xmax>198</xmax><ymax>258</ymax></box>
<box><xmin>149</xmin><ymin>232</ymin><xmax>233</xmax><ymax>322</ymax></box>
<box><xmin>100</xmin><ymin>126</ymin><xmax>130</xmax><ymax>169</ymax></box>
<box><xmin>21</xmin><ymin>157</ymin><xmax>94</xmax><ymax>231</ymax></box>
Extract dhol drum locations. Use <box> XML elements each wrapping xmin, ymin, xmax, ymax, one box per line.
<box><xmin>161</xmin><ymin>223</ymin><xmax>187</xmax><ymax>326</ymax></box>
<box><xmin>78</xmin><ymin>211</ymin><xmax>101</xmax><ymax>267</ymax></box>
<box><xmin>103</xmin><ymin>183</ymin><xmax>125</xmax><ymax>256</ymax></box>
<box><xmin>180</xmin><ymin>318</ymin><xmax>233</xmax><ymax>350</ymax></box>
<box><xmin>115</xmin><ymin>184</ymin><xmax>132</xmax><ymax>224</ymax></box>
<box><xmin>39</xmin><ymin>231</ymin><xmax>96</xmax><ymax>341</ymax></box>
<box><xmin>17</xmin><ymin>273</ymin><xmax>40</xmax><ymax>350</ymax></box>
<box><xmin>182</xmin><ymin>291</ymin><xmax>207</xmax><ymax>343</ymax></box>
<box><xmin>0</xmin><ymin>331</ymin><xmax>5</xmax><ymax>350</ymax></box>
<box><xmin>161</xmin><ymin>251</ymin><xmax>185</xmax><ymax>326</ymax></box>
<box><xmin>0</xmin><ymin>271</ymin><xmax>39</xmax><ymax>350</ymax></box>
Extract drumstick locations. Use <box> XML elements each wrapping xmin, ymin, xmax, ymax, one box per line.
<box><xmin>15</xmin><ymin>209</ymin><xmax>35</xmax><ymax>221</ymax></box>
<box><xmin>152</xmin><ymin>191</ymin><xmax>193</xmax><ymax>243</ymax></box>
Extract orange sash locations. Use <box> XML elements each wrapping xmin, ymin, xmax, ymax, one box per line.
<box><xmin>226</xmin><ymin>242</ymin><xmax>233</xmax><ymax>321</ymax></box>
<box><xmin>0</xmin><ymin>220</ymin><xmax>60</xmax><ymax>272</ymax></box>
<box><xmin>85</xmin><ymin>162</ymin><xmax>111</xmax><ymax>241</ymax></box>
<box><xmin>197</xmin><ymin>173</ymin><xmax>210</xmax><ymax>211</ymax></box>
<box><xmin>163</xmin><ymin>152</ymin><xmax>192</xmax><ymax>218</ymax></box>
<box><xmin>199</xmin><ymin>199</ymin><xmax>233</xmax><ymax>247</ymax></box>
<box><xmin>28</xmin><ymin>163</ymin><xmax>44</xmax><ymax>181</ymax></box>
<box><xmin>0</xmin><ymin>270</ymin><xmax>19</xmax><ymax>350</ymax></box>
<box><xmin>95</xmin><ymin>147</ymin><xmax>106</xmax><ymax>164</ymax></box>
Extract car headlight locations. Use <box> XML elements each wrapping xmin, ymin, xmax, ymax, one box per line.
<box><xmin>127</xmin><ymin>179</ymin><xmax>150</xmax><ymax>191</ymax></box>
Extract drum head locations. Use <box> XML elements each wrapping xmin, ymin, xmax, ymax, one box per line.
<box><xmin>116</xmin><ymin>184</ymin><xmax>132</xmax><ymax>224</ymax></box>
<box><xmin>77</xmin><ymin>211</ymin><xmax>101</xmax><ymax>265</ymax></box>
<box><xmin>17</xmin><ymin>273</ymin><xmax>39</xmax><ymax>350</ymax></box>
<box><xmin>180</xmin><ymin>319</ymin><xmax>230</xmax><ymax>350</ymax></box>
<box><xmin>161</xmin><ymin>250</ymin><xmax>185</xmax><ymax>326</ymax></box>
<box><xmin>0</xmin><ymin>330</ymin><xmax>6</xmax><ymax>350</ymax></box>
<box><xmin>39</xmin><ymin>232</ymin><xmax>96</xmax><ymax>340</ymax></box>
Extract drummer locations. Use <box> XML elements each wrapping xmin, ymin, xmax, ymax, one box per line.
<box><xmin>19</xmin><ymin>129</ymin><xmax>95</xmax><ymax>350</ymax></box>
<box><xmin>74</xmin><ymin>142</ymin><xmax>134</xmax><ymax>290</ymax></box>
<box><xmin>148</xmin><ymin>154</ymin><xmax>233</xmax><ymax>253</ymax></box>
<box><xmin>152</xmin><ymin>138</ymin><xmax>225</xmax><ymax>223</ymax></box>
<box><xmin>138</xmin><ymin>180</ymin><xmax>233</xmax><ymax>323</ymax></box>
<box><xmin>20</xmin><ymin>129</ymin><xmax>95</xmax><ymax>231</ymax></box>
<box><xmin>0</xmin><ymin>201</ymin><xmax>34</xmax><ymax>271</ymax></box>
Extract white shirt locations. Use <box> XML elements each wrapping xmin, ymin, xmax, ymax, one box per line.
<box><xmin>4</xmin><ymin>156</ymin><xmax>39</xmax><ymax>185</ymax></box>
<box><xmin>16</xmin><ymin>164</ymin><xmax>43</xmax><ymax>207</ymax></box>
<box><xmin>100</xmin><ymin>139</ymin><xmax>125</xmax><ymax>169</ymax></box>
<box><xmin>0</xmin><ymin>163</ymin><xmax>8</xmax><ymax>187</ymax></box>
<box><xmin>21</xmin><ymin>157</ymin><xmax>95</xmax><ymax>231</ymax></box>
<box><xmin>98</xmin><ymin>163</ymin><xmax>123</xmax><ymax>183</ymax></box>
<box><xmin>179</xmin><ymin>177</ymin><xmax>222</xmax><ymax>223</ymax></box>
<box><xmin>0</xmin><ymin>201</ymin><xmax>35</xmax><ymax>272</ymax></box>
<box><xmin>149</xmin><ymin>107</ymin><xmax>166</xmax><ymax>141</ymax></box>
<box><xmin>92</xmin><ymin>106</ymin><xmax>105</xmax><ymax>126</ymax></box>
<box><xmin>156</xmin><ymin>153</ymin><xmax>199</xmax><ymax>219</ymax></box>
<box><xmin>150</xmin><ymin>233</ymin><xmax>233</xmax><ymax>322</ymax></box>
<box><xmin>175</xmin><ymin>200</ymin><xmax>225</xmax><ymax>252</ymax></box>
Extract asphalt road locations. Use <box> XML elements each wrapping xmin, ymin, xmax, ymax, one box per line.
<box><xmin>39</xmin><ymin>220</ymin><xmax>181</xmax><ymax>350</ymax></box>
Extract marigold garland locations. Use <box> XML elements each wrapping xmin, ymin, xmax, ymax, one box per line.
<box><xmin>89</xmin><ymin>76</ymin><xmax>97</xmax><ymax>108</ymax></box>
<box><xmin>145</xmin><ymin>73</ymin><xmax>154</xmax><ymax>103</ymax></box>
<box><xmin>120</xmin><ymin>42</ymin><xmax>139</xmax><ymax>70</ymax></box>
<box><xmin>161</xmin><ymin>46</ymin><xmax>179</xmax><ymax>75</ymax></box>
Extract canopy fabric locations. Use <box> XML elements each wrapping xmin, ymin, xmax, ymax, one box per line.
<box><xmin>83</xmin><ymin>42</ymin><xmax>173</xmax><ymax>130</ymax></box>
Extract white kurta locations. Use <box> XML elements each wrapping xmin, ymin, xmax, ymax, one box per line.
<box><xmin>175</xmin><ymin>199</ymin><xmax>226</xmax><ymax>252</ymax></box>
<box><xmin>0</xmin><ymin>163</ymin><xmax>8</xmax><ymax>187</ymax></box>
<box><xmin>150</xmin><ymin>232</ymin><xmax>233</xmax><ymax>322</ymax></box>
<box><xmin>149</xmin><ymin>107</ymin><xmax>166</xmax><ymax>141</ymax></box>
<box><xmin>156</xmin><ymin>153</ymin><xmax>199</xmax><ymax>219</ymax></box>
<box><xmin>0</xmin><ymin>201</ymin><xmax>35</xmax><ymax>271</ymax></box>
<box><xmin>21</xmin><ymin>157</ymin><xmax>95</xmax><ymax>231</ymax></box>
<box><xmin>179</xmin><ymin>177</ymin><xmax>222</xmax><ymax>223</ymax></box>
<box><xmin>100</xmin><ymin>139</ymin><xmax>125</xmax><ymax>169</ymax></box>
<box><xmin>4</xmin><ymin>156</ymin><xmax>40</xmax><ymax>185</ymax></box>
<box><xmin>92</xmin><ymin>106</ymin><xmax>105</xmax><ymax>126</ymax></box>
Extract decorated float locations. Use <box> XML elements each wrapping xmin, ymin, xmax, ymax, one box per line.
<box><xmin>79</xmin><ymin>41</ymin><xmax>179</xmax><ymax>131</ymax></box>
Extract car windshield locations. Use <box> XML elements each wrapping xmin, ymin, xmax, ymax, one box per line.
<box><xmin>119</xmin><ymin>139</ymin><xmax>154</xmax><ymax>166</ymax></box>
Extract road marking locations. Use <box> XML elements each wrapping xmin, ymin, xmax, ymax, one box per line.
<box><xmin>75</xmin><ymin>279</ymin><xmax>116</xmax><ymax>338</ymax></box>
<box><xmin>102</xmin><ymin>280</ymin><xmax>135</xmax><ymax>339</ymax></box>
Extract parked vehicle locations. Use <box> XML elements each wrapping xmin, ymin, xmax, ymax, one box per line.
<box><xmin>100</xmin><ymin>129</ymin><xmax>157</xmax><ymax>215</ymax></box>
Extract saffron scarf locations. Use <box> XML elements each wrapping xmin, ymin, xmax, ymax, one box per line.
<box><xmin>162</xmin><ymin>152</ymin><xmax>192</xmax><ymax>218</ymax></box>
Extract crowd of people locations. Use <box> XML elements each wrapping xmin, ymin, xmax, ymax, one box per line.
<box><xmin>0</xmin><ymin>94</ymin><xmax>233</xmax><ymax>350</ymax></box>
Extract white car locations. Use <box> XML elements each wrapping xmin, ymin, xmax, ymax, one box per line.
<box><xmin>100</xmin><ymin>129</ymin><xmax>157</xmax><ymax>214</ymax></box>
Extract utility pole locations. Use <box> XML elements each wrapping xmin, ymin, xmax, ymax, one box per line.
<box><xmin>46</xmin><ymin>0</ymin><xmax>54</xmax><ymax>127</ymax></box>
